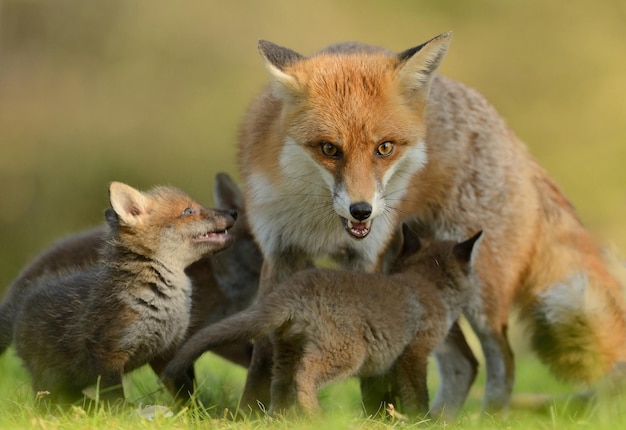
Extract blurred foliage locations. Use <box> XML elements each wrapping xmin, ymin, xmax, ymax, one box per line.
<box><xmin>1</xmin><ymin>0</ymin><xmax>625</xmax><ymax>295</ymax></box>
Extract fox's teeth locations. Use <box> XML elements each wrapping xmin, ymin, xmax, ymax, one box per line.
<box><xmin>348</xmin><ymin>220</ymin><xmax>371</xmax><ymax>229</ymax></box>
<box><xmin>345</xmin><ymin>218</ymin><xmax>371</xmax><ymax>239</ymax></box>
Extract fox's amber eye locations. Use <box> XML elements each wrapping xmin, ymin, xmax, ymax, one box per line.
<box><xmin>376</xmin><ymin>141</ymin><xmax>394</xmax><ymax>157</ymax></box>
<box><xmin>320</xmin><ymin>141</ymin><xmax>340</xmax><ymax>158</ymax></box>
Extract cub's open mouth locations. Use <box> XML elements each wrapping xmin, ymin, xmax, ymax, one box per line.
<box><xmin>194</xmin><ymin>229</ymin><xmax>232</xmax><ymax>246</ymax></box>
<box><xmin>341</xmin><ymin>217</ymin><xmax>371</xmax><ymax>239</ymax></box>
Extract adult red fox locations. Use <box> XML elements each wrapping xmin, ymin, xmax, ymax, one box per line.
<box><xmin>236</xmin><ymin>32</ymin><xmax>626</xmax><ymax>418</ymax></box>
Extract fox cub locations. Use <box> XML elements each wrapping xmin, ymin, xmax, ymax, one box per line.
<box><xmin>162</xmin><ymin>225</ymin><xmax>482</xmax><ymax>417</ymax></box>
<box><xmin>0</xmin><ymin>174</ymin><xmax>262</xmax><ymax>397</ymax></box>
<box><xmin>10</xmin><ymin>182</ymin><xmax>236</xmax><ymax>405</ymax></box>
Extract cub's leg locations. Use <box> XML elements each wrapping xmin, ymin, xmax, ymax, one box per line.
<box><xmin>269</xmin><ymin>339</ymin><xmax>301</xmax><ymax>415</ymax></box>
<box><xmin>93</xmin><ymin>369</ymin><xmax>126</xmax><ymax>404</ymax></box>
<box><xmin>241</xmin><ymin>252</ymin><xmax>311</xmax><ymax>413</ymax></box>
<box><xmin>91</xmin><ymin>352</ymin><xmax>129</xmax><ymax>404</ymax></box>
<box><xmin>241</xmin><ymin>335</ymin><xmax>274</xmax><ymax>413</ymax></box>
<box><xmin>292</xmin><ymin>343</ymin><xmax>364</xmax><ymax>416</ymax></box>
<box><xmin>32</xmin><ymin>369</ymin><xmax>84</xmax><ymax>406</ymax></box>
<box><xmin>360</xmin><ymin>373</ymin><xmax>398</xmax><ymax>417</ymax></box>
<box><xmin>150</xmin><ymin>354</ymin><xmax>195</xmax><ymax>400</ymax></box>
<box><xmin>394</xmin><ymin>339</ymin><xmax>431</xmax><ymax>417</ymax></box>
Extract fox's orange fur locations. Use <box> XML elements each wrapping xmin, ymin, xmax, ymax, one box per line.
<box><xmin>237</xmin><ymin>32</ymin><xmax>626</xmax><ymax>418</ymax></box>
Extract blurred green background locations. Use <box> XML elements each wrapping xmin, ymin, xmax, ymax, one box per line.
<box><xmin>1</xmin><ymin>0</ymin><xmax>625</xmax><ymax>295</ymax></box>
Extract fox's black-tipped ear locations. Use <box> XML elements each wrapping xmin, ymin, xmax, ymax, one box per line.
<box><xmin>453</xmin><ymin>230</ymin><xmax>483</xmax><ymax>267</ymax></box>
<box><xmin>258</xmin><ymin>40</ymin><xmax>304</xmax><ymax>71</ymax></box>
<box><xmin>400</xmin><ymin>223</ymin><xmax>422</xmax><ymax>258</ymax></box>
<box><xmin>213</xmin><ymin>172</ymin><xmax>244</xmax><ymax>212</ymax></box>
<box><xmin>258</xmin><ymin>40</ymin><xmax>304</xmax><ymax>98</ymax></box>
<box><xmin>396</xmin><ymin>32</ymin><xmax>452</xmax><ymax>103</ymax></box>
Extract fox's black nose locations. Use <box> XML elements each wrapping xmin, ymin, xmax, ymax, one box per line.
<box><xmin>349</xmin><ymin>202</ymin><xmax>372</xmax><ymax>221</ymax></box>
<box><xmin>228</xmin><ymin>209</ymin><xmax>238</xmax><ymax>221</ymax></box>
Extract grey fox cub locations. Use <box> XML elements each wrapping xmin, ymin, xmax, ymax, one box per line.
<box><xmin>11</xmin><ymin>182</ymin><xmax>236</xmax><ymax>404</ymax></box>
<box><xmin>0</xmin><ymin>174</ymin><xmax>262</xmax><ymax>397</ymax></box>
<box><xmin>163</xmin><ymin>225</ymin><xmax>482</xmax><ymax>417</ymax></box>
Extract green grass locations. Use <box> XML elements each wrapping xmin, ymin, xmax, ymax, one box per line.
<box><xmin>1</xmin><ymin>1</ymin><xmax>626</xmax><ymax>429</ymax></box>
<box><xmin>2</xmin><ymin>344</ymin><xmax>626</xmax><ymax>430</ymax></box>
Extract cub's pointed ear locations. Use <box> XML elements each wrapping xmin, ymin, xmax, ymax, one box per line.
<box><xmin>453</xmin><ymin>230</ymin><xmax>483</xmax><ymax>269</ymax></box>
<box><xmin>109</xmin><ymin>182</ymin><xmax>149</xmax><ymax>227</ymax></box>
<box><xmin>258</xmin><ymin>40</ymin><xmax>304</xmax><ymax>98</ymax></box>
<box><xmin>400</xmin><ymin>223</ymin><xmax>422</xmax><ymax>258</ymax></box>
<box><xmin>396</xmin><ymin>32</ymin><xmax>452</xmax><ymax>104</ymax></box>
<box><xmin>104</xmin><ymin>208</ymin><xmax>119</xmax><ymax>229</ymax></box>
<box><xmin>213</xmin><ymin>172</ymin><xmax>244</xmax><ymax>212</ymax></box>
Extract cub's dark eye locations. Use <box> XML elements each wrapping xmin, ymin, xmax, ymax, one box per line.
<box><xmin>376</xmin><ymin>141</ymin><xmax>394</xmax><ymax>157</ymax></box>
<box><xmin>320</xmin><ymin>141</ymin><xmax>340</xmax><ymax>158</ymax></box>
<box><xmin>182</xmin><ymin>207</ymin><xmax>196</xmax><ymax>216</ymax></box>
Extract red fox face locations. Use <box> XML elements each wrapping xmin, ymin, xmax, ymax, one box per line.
<box><xmin>259</xmin><ymin>34</ymin><xmax>451</xmax><ymax>241</ymax></box>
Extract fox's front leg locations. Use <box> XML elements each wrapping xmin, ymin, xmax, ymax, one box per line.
<box><xmin>240</xmin><ymin>250</ymin><xmax>311</xmax><ymax>415</ymax></box>
<box><xmin>465</xmin><ymin>314</ymin><xmax>514</xmax><ymax>415</ymax></box>
<box><xmin>430</xmin><ymin>321</ymin><xmax>478</xmax><ymax>421</ymax></box>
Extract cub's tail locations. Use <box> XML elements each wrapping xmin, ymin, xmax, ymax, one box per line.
<box><xmin>0</xmin><ymin>226</ymin><xmax>107</xmax><ymax>357</ymax></box>
<box><xmin>0</xmin><ymin>299</ymin><xmax>15</xmax><ymax>355</ymax></box>
<box><xmin>0</xmin><ymin>277</ymin><xmax>35</xmax><ymax>355</ymax></box>
<box><xmin>161</xmin><ymin>301</ymin><xmax>290</xmax><ymax>387</ymax></box>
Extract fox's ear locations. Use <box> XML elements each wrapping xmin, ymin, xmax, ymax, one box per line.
<box><xmin>258</xmin><ymin>40</ymin><xmax>304</xmax><ymax>71</ymax></box>
<box><xmin>396</xmin><ymin>32</ymin><xmax>451</xmax><ymax>104</ymax></box>
<box><xmin>104</xmin><ymin>208</ymin><xmax>119</xmax><ymax>229</ymax></box>
<box><xmin>400</xmin><ymin>223</ymin><xmax>422</xmax><ymax>258</ymax></box>
<box><xmin>213</xmin><ymin>172</ymin><xmax>244</xmax><ymax>211</ymax></box>
<box><xmin>258</xmin><ymin>40</ymin><xmax>304</xmax><ymax>98</ymax></box>
<box><xmin>453</xmin><ymin>230</ymin><xmax>483</xmax><ymax>269</ymax></box>
<box><xmin>109</xmin><ymin>182</ymin><xmax>149</xmax><ymax>227</ymax></box>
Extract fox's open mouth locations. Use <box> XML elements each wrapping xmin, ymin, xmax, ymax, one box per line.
<box><xmin>341</xmin><ymin>217</ymin><xmax>371</xmax><ymax>239</ymax></box>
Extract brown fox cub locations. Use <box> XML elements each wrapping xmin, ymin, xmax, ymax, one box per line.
<box><xmin>11</xmin><ymin>182</ymin><xmax>236</xmax><ymax>404</ymax></box>
<box><xmin>0</xmin><ymin>174</ymin><xmax>261</xmax><ymax>391</ymax></box>
<box><xmin>162</xmin><ymin>226</ymin><xmax>483</xmax><ymax>417</ymax></box>
<box><xmin>237</xmin><ymin>32</ymin><xmax>626</xmax><ymax>417</ymax></box>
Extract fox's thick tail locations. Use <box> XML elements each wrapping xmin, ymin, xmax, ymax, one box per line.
<box><xmin>529</xmin><ymin>255</ymin><xmax>626</xmax><ymax>385</ymax></box>
<box><xmin>161</xmin><ymin>301</ymin><xmax>290</xmax><ymax>383</ymax></box>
